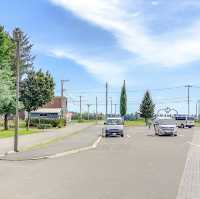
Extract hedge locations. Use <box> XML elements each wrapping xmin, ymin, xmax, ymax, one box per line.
<box><xmin>27</xmin><ymin>118</ymin><xmax>66</xmax><ymax>128</ymax></box>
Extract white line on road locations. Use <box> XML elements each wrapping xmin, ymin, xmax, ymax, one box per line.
<box><xmin>187</xmin><ymin>141</ymin><xmax>200</xmax><ymax>148</ymax></box>
<box><xmin>49</xmin><ymin>136</ymin><xmax>102</xmax><ymax>159</ymax></box>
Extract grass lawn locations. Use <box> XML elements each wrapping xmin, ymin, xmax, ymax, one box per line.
<box><xmin>124</xmin><ymin>119</ymin><xmax>145</xmax><ymax>126</ymax></box>
<box><xmin>72</xmin><ymin>119</ymin><xmax>101</xmax><ymax>124</ymax></box>
<box><xmin>195</xmin><ymin>121</ymin><xmax>200</xmax><ymax>127</ymax></box>
<box><xmin>0</xmin><ymin>128</ymin><xmax>40</xmax><ymax>139</ymax></box>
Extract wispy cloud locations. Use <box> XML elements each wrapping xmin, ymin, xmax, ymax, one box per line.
<box><xmin>151</xmin><ymin>1</ymin><xmax>159</xmax><ymax>6</ymax></box>
<box><xmin>49</xmin><ymin>48</ymin><xmax>128</xmax><ymax>86</ymax></box>
<box><xmin>50</xmin><ymin>0</ymin><xmax>200</xmax><ymax>67</ymax></box>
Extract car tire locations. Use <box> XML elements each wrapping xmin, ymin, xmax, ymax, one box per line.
<box><xmin>121</xmin><ymin>133</ymin><xmax>124</xmax><ymax>137</ymax></box>
<box><xmin>181</xmin><ymin>124</ymin><xmax>184</xmax><ymax>128</ymax></box>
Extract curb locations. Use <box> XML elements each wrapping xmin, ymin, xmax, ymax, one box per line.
<box><xmin>0</xmin><ymin>136</ymin><xmax>102</xmax><ymax>161</ymax></box>
<box><xmin>0</xmin><ymin>150</ymin><xmax>15</xmax><ymax>158</ymax></box>
<box><xmin>20</xmin><ymin>124</ymin><xmax>96</xmax><ymax>152</ymax></box>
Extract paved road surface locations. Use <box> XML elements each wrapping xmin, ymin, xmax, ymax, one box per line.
<box><xmin>0</xmin><ymin>126</ymin><xmax>195</xmax><ymax>199</ymax></box>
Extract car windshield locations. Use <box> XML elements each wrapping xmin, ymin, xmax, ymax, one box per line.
<box><xmin>107</xmin><ymin>119</ymin><xmax>122</xmax><ymax>125</ymax></box>
<box><xmin>159</xmin><ymin>119</ymin><xmax>176</xmax><ymax>125</ymax></box>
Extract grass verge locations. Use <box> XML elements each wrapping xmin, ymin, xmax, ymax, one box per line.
<box><xmin>125</xmin><ymin>119</ymin><xmax>145</xmax><ymax>126</ymax></box>
<box><xmin>0</xmin><ymin>128</ymin><xmax>40</xmax><ymax>139</ymax></box>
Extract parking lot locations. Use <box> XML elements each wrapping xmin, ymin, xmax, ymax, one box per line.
<box><xmin>0</xmin><ymin>126</ymin><xmax>197</xmax><ymax>199</ymax></box>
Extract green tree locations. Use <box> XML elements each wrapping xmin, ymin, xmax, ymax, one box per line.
<box><xmin>120</xmin><ymin>80</ymin><xmax>127</xmax><ymax>117</ymax></box>
<box><xmin>0</xmin><ymin>26</ymin><xmax>15</xmax><ymax>70</ymax></box>
<box><xmin>0</xmin><ymin>67</ymin><xmax>16</xmax><ymax>130</ymax></box>
<box><xmin>0</xmin><ymin>26</ymin><xmax>16</xmax><ymax>130</ymax></box>
<box><xmin>20</xmin><ymin>69</ymin><xmax>55</xmax><ymax>130</ymax></box>
<box><xmin>11</xmin><ymin>29</ymin><xmax>35</xmax><ymax>79</ymax></box>
<box><xmin>1</xmin><ymin>27</ymin><xmax>35</xmax><ymax>129</ymax></box>
<box><xmin>140</xmin><ymin>90</ymin><xmax>155</xmax><ymax>125</ymax></box>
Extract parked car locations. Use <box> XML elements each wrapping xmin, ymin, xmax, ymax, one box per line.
<box><xmin>175</xmin><ymin>115</ymin><xmax>195</xmax><ymax>128</ymax></box>
<box><xmin>154</xmin><ymin>117</ymin><xmax>177</xmax><ymax>136</ymax></box>
<box><xmin>103</xmin><ymin>117</ymin><xmax>124</xmax><ymax>137</ymax></box>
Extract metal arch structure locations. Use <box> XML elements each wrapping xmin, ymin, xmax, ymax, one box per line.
<box><xmin>156</xmin><ymin>107</ymin><xmax>178</xmax><ymax>116</ymax></box>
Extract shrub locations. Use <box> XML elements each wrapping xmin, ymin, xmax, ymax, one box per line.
<box><xmin>27</xmin><ymin>118</ymin><xmax>66</xmax><ymax>128</ymax></box>
<box><xmin>38</xmin><ymin>124</ymin><xmax>52</xmax><ymax>129</ymax></box>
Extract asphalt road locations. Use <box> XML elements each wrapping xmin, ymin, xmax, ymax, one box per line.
<box><xmin>0</xmin><ymin>126</ymin><xmax>194</xmax><ymax>199</ymax></box>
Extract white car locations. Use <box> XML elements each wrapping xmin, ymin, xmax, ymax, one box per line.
<box><xmin>103</xmin><ymin>117</ymin><xmax>124</xmax><ymax>137</ymax></box>
<box><xmin>154</xmin><ymin>117</ymin><xmax>177</xmax><ymax>136</ymax></box>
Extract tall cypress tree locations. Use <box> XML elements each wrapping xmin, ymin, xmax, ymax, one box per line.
<box><xmin>140</xmin><ymin>90</ymin><xmax>155</xmax><ymax>125</ymax></box>
<box><xmin>120</xmin><ymin>80</ymin><xmax>127</xmax><ymax>117</ymax></box>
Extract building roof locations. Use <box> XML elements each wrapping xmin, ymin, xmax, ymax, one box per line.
<box><xmin>42</xmin><ymin>96</ymin><xmax>67</xmax><ymax>109</ymax></box>
<box><xmin>31</xmin><ymin>108</ymin><xmax>62</xmax><ymax>114</ymax></box>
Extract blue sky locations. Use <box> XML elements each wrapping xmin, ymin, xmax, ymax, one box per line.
<box><xmin>1</xmin><ymin>0</ymin><xmax>200</xmax><ymax>114</ymax></box>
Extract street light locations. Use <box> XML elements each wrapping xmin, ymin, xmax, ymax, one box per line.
<box><xmin>13</xmin><ymin>28</ymin><xmax>22</xmax><ymax>152</ymax></box>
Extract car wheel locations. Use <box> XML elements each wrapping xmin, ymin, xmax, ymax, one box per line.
<box><xmin>181</xmin><ymin>124</ymin><xmax>184</xmax><ymax>128</ymax></box>
<box><xmin>121</xmin><ymin>134</ymin><xmax>124</xmax><ymax>137</ymax></box>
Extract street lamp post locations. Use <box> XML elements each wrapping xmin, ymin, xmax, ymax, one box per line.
<box><xmin>13</xmin><ymin>28</ymin><xmax>22</xmax><ymax>152</ymax></box>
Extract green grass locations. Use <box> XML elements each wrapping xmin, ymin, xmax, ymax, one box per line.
<box><xmin>0</xmin><ymin>128</ymin><xmax>40</xmax><ymax>139</ymax></box>
<box><xmin>72</xmin><ymin>119</ymin><xmax>100</xmax><ymax>124</ymax></box>
<box><xmin>0</xmin><ymin>120</ymin><xmax>26</xmax><ymax>129</ymax></box>
<box><xmin>195</xmin><ymin>121</ymin><xmax>200</xmax><ymax>127</ymax></box>
<box><xmin>124</xmin><ymin>119</ymin><xmax>145</xmax><ymax>126</ymax></box>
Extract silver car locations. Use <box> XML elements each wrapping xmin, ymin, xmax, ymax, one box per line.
<box><xmin>154</xmin><ymin>117</ymin><xmax>177</xmax><ymax>136</ymax></box>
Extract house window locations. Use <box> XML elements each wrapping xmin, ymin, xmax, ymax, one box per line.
<box><xmin>40</xmin><ymin>113</ymin><xmax>47</xmax><ymax>117</ymax></box>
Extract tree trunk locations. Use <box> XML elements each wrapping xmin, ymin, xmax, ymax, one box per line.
<box><xmin>145</xmin><ymin>118</ymin><xmax>148</xmax><ymax>126</ymax></box>
<box><xmin>27</xmin><ymin>112</ymin><xmax>30</xmax><ymax>131</ymax></box>
<box><xmin>4</xmin><ymin>114</ymin><xmax>9</xmax><ymax>130</ymax></box>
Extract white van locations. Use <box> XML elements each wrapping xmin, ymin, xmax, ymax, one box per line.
<box><xmin>103</xmin><ymin>117</ymin><xmax>124</xmax><ymax>137</ymax></box>
<box><xmin>175</xmin><ymin>115</ymin><xmax>195</xmax><ymax>128</ymax></box>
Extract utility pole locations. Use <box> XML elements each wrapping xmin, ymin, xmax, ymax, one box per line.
<box><xmin>114</xmin><ymin>104</ymin><xmax>117</xmax><ymax>116</ymax></box>
<box><xmin>185</xmin><ymin>85</ymin><xmax>192</xmax><ymax>116</ymax></box>
<box><xmin>87</xmin><ymin>104</ymin><xmax>92</xmax><ymax>120</ymax></box>
<box><xmin>79</xmin><ymin>96</ymin><xmax>82</xmax><ymax>121</ymax></box>
<box><xmin>106</xmin><ymin>82</ymin><xmax>108</xmax><ymax>120</ymax></box>
<box><xmin>196</xmin><ymin>103</ymin><xmax>198</xmax><ymax>119</ymax></box>
<box><xmin>61</xmin><ymin>80</ymin><xmax>69</xmax><ymax>119</ymax></box>
<box><xmin>13</xmin><ymin>28</ymin><xmax>22</xmax><ymax>152</ymax></box>
<box><xmin>96</xmin><ymin>96</ymin><xmax>98</xmax><ymax>124</ymax></box>
<box><xmin>198</xmin><ymin>100</ymin><xmax>200</xmax><ymax>120</ymax></box>
<box><xmin>110</xmin><ymin>97</ymin><xmax>112</xmax><ymax>115</ymax></box>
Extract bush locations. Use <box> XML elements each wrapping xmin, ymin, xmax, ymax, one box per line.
<box><xmin>38</xmin><ymin>124</ymin><xmax>52</xmax><ymax>129</ymax></box>
<box><xmin>27</xmin><ymin>118</ymin><xmax>66</xmax><ymax>128</ymax></box>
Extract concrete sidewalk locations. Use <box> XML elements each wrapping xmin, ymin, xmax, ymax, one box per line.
<box><xmin>0</xmin><ymin>124</ymin><xmax>102</xmax><ymax>161</ymax></box>
<box><xmin>176</xmin><ymin>127</ymin><xmax>200</xmax><ymax>199</ymax></box>
<box><xmin>0</xmin><ymin>123</ymin><xmax>94</xmax><ymax>156</ymax></box>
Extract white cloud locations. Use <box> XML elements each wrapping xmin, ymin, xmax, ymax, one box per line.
<box><xmin>151</xmin><ymin>1</ymin><xmax>159</xmax><ymax>6</ymax></box>
<box><xmin>50</xmin><ymin>0</ymin><xmax>200</xmax><ymax>67</ymax></box>
<box><xmin>49</xmin><ymin>48</ymin><xmax>128</xmax><ymax>86</ymax></box>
